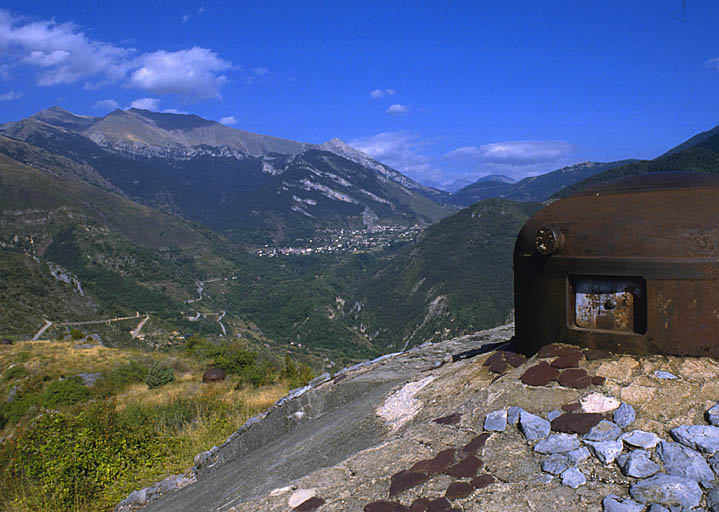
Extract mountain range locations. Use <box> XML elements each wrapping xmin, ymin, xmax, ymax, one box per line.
<box><xmin>2</xmin><ymin>106</ymin><xmax>719</xmax><ymax>363</ymax></box>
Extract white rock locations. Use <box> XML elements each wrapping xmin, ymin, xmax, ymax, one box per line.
<box><xmin>288</xmin><ymin>489</ymin><xmax>317</xmax><ymax>508</ymax></box>
<box><xmin>581</xmin><ymin>393</ymin><xmax>621</xmax><ymax>413</ymax></box>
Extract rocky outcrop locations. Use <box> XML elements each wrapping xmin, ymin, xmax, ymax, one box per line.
<box><xmin>120</xmin><ymin>324</ymin><xmax>719</xmax><ymax>511</ymax></box>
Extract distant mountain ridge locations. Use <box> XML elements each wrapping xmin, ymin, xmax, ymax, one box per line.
<box><xmin>449</xmin><ymin>160</ymin><xmax>637</xmax><ymax>206</ymax></box>
<box><xmin>1</xmin><ymin>107</ymin><xmax>450</xmax><ymax>243</ymax></box>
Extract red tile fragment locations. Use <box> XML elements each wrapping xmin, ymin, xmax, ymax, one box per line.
<box><xmin>584</xmin><ymin>349</ymin><xmax>612</xmax><ymax>360</ymax></box>
<box><xmin>364</xmin><ymin>500</ymin><xmax>410</xmax><ymax>512</ymax></box>
<box><xmin>295</xmin><ymin>497</ymin><xmax>325</xmax><ymax>511</ymax></box>
<box><xmin>459</xmin><ymin>433</ymin><xmax>490</xmax><ymax>458</ymax></box>
<box><xmin>504</xmin><ymin>352</ymin><xmax>527</xmax><ymax>368</ymax></box>
<box><xmin>561</xmin><ymin>402</ymin><xmax>581</xmax><ymax>412</ymax></box>
<box><xmin>482</xmin><ymin>351</ymin><xmax>505</xmax><ymax>367</ymax></box>
<box><xmin>445</xmin><ymin>455</ymin><xmax>483</xmax><ymax>478</ymax></box>
<box><xmin>520</xmin><ymin>361</ymin><xmax>560</xmax><ymax>386</ymax></box>
<box><xmin>410</xmin><ymin>497</ymin><xmax>431</xmax><ymax>512</ymax></box>
<box><xmin>536</xmin><ymin>343</ymin><xmax>571</xmax><ymax>358</ymax></box>
<box><xmin>433</xmin><ymin>413</ymin><xmax>461</xmax><ymax>425</ymax></box>
<box><xmin>550</xmin><ymin>412</ymin><xmax>603</xmax><ymax>434</ymax></box>
<box><xmin>470</xmin><ymin>474</ymin><xmax>496</xmax><ymax>489</ymax></box>
<box><xmin>591</xmin><ymin>375</ymin><xmax>606</xmax><ymax>386</ymax></box>
<box><xmin>445</xmin><ymin>481</ymin><xmax>474</xmax><ymax>500</ymax></box>
<box><xmin>389</xmin><ymin>470</ymin><xmax>430</xmax><ymax>497</ymax></box>
<box><xmin>558</xmin><ymin>368</ymin><xmax>591</xmax><ymax>389</ymax></box>
<box><xmin>551</xmin><ymin>352</ymin><xmax>583</xmax><ymax>369</ymax></box>
<box><xmin>410</xmin><ymin>448</ymin><xmax>456</xmax><ymax>475</ymax></box>
<box><xmin>488</xmin><ymin>358</ymin><xmax>510</xmax><ymax>374</ymax></box>
<box><xmin>427</xmin><ymin>497</ymin><xmax>453</xmax><ymax>512</ymax></box>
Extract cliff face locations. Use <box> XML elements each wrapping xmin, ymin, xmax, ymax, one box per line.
<box><xmin>122</xmin><ymin>324</ymin><xmax>719</xmax><ymax>511</ymax></box>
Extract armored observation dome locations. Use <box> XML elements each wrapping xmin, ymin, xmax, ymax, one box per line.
<box><xmin>514</xmin><ymin>171</ymin><xmax>719</xmax><ymax>358</ymax></box>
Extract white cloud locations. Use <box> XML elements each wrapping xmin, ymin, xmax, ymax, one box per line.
<box><xmin>370</xmin><ymin>88</ymin><xmax>396</xmax><ymax>99</ymax></box>
<box><xmin>94</xmin><ymin>98</ymin><xmax>119</xmax><ymax>110</ymax></box>
<box><xmin>129</xmin><ymin>47</ymin><xmax>231</xmax><ymax>100</ymax></box>
<box><xmin>0</xmin><ymin>89</ymin><xmax>22</xmax><ymax>100</ymax></box>
<box><xmin>705</xmin><ymin>58</ymin><xmax>719</xmax><ymax>71</ymax></box>
<box><xmin>349</xmin><ymin>131</ymin><xmax>442</xmax><ymax>182</ymax></box>
<box><xmin>0</xmin><ymin>10</ymin><xmax>233</xmax><ymax>101</ymax></box>
<box><xmin>181</xmin><ymin>7</ymin><xmax>205</xmax><ymax>23</ymax></box>
<box><xmin>444</xmin><ymin>140</ymin><xmax>572</xmax><ymax>165</ymax></box>
<box><xmin>129</xmin><ymin>97</ymin><xmax>161</xmax><ymax>111</ymax></box>
<box><xmin>253</xmin><ymin>67</ymin><xmax>268</xmax><ymax>75</ymax></box>
<box><xmin>0</xmin><ymin>64</ymin><xmax>10</xmax><ymax>80</ymax></box>
<box><xmin>219</xmin><ymin>116</ymin><xmax>237</xmax><ymax>125</ymax></box>
<box><xmin>386</xmin><ymin>103</ymin><xmax>409</xmax><ymax>115</ymax></box>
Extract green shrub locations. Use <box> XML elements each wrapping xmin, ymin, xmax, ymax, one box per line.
<box><xmin>240</xmin><ymin>361</ymin><xmax>277</xmax><ymax>388</ymax></box>
<box><xmin>2</xmin><ymin>390</ymin><xmax>42</xmax><ymax>424</ymax></box>
<box><xmin>42</xmin><ymin>378</ymin><xmax>90</xmax><ymax>408</ymax></box>
<box><xmin>0</xmin><ymin>400</ymin><xmax>165</xmax><ymax>509</ymax></box>
<box><xmin>15</xmin><ymin>351</ymin><xmax>31</xmax><ymax>363</ymax></box>
<box><xmin>2</xmin><ymin>364</ymin><xmax>27</xmax><ymax>381</ymax></box>
<box><xmin>95</xmin><ymin>360</ymin><xmax>148</xmax><ymax>397</ymax></box>
<box><xmin>283</xmin><ymin>355</ymin><xmax>314</xmax><ymax>389</ymax></box>
<box><xmin>144</xmin><ymin>363</ymin><xmax>175</xmax><ymax>389</ymax></box>
<box><xmin>69</xmin><ymin>328</ymin><xmax>84</xmax><ymax>340</ymax></box>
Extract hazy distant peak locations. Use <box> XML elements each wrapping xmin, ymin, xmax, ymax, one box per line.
<box><xmin>31</xmin><ymin>106</ymin><xmax>99</xmax><ymax>131</ymax></box>
<box><xmin>476</xmin><ymin>174</ymin><xmax>516</xmax><ymax>184</ymax></box>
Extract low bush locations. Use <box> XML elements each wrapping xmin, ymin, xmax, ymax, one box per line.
<box><xmin>144</xmin><ymin>363</ymin><xmax>175</xmax><ymax>389</ymax></box>
<box><xmin>94</xmin><ymin>360</ymin><xmax>149</xmax><ymax>397</ymax></box>
<box><xmin>42</xmin><ymin>378</ymin><xmax>90</xmax><ymax>408</ymax></box>
<box><xmin>69</xmin><ymin>328</ymin><xmax>84</xmax><ymax>340</ymax></box>
<box><xmin>2</xmin><ymin>364</ymin><xmax>27</xmax><ymax>382</ymax></box>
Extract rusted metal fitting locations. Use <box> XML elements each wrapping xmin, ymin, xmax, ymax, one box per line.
<box><xmin>514</xmin><ymin>172</ymin><xmax>719</xmax><ymax>358</ymax></box>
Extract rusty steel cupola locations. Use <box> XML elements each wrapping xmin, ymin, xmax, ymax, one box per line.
<box><xmin>514</xmin><ymin>171</ymin><xmax>719</xmax><ymax>358</ymax></box>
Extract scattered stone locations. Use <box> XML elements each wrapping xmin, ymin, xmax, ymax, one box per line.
<box><xmin>389</xmin><ymin>471</ymin><xmax>430</xmax><ymax>496</ymax></box>
<box><xmin>707</xmin><ymin>402</ymin><xmax>719</xmax><ymax>426</ymax></box>
<box><xmin>561</xmin><ymin>467</ymin><xmax>586</xmax><ymax>488</ymax></box>
<box><xmin>613</xmin><ymin>403</ymin><xmax>636</xmax><ymax>429</ymax></box>
<box><xmin>445</xmin><ymin>455</ymin><xmax>483</xmax><ymax>478</ymax></box>
<box><xmin>581</xmin><ymin>393</ymin><xmax>621</xmax><ymax>414</ymax></box>
<box><xmin>534</xmin><ymin>433</ymin><xmax>581</xmax><ymax>454</ymax></box>
<box><xmin>537</xmin><ymin>474</ymin><xmax>553</xmax><ymax>484</ymax></box>
<box><xmin>294</xmin><ymin>497</ymin><xmax>325</xmax><ymax>511</ymax></box>
<box><xmin>551</xmin><ymin>412</ymin><xmax>603</xmax><ymax>435</ymax></box>
<box><xmin>670</xmin><ymin>425</ymin><xmax>719</xmax><ymax>454</ymax></box>
<box><xmin>411</xmin><ymin>449</ymin><xmax>456</xmax><ymax>475</ymax></box>
<box><xmin>562</xmin><ymin>402</ymin><xmax>581</xmax><ymax>412</ymax></box>
<box><xmin>707</xmin><ymin>486</ymin><xmax>719</xmax><ymax>512</ymax></box>
<box><xmin>646</xmin><ymin>505</ymin><xmax>670</xmax><ymax>512</ymax></box>
<box><xmin>584</xmin><ymin>420</ymin><xmax>622</xmax><ymax>442</ymax></box>
<box><xmin>519</xmin><ymin>410</ymin><xmax>551</xmax><ymax>441</ymax></box>
<box><xmin>289</xmin><ymin>489</ymin><xmax>318</xmax><ymax>508</ymax></box>
<box><xmin>601</xmin><ymin>495</ymin><xmax>644</xmax><ymax>512</ymax></box>
<box><xmin>546</xmin><ymin>409</ymin><xmax>563</xmax><ymax>422</ymax></box>
<box><xmin>592</xmin><ymin>376</ymin><xmax>607</xmax><ymax>386</ymax></box>
<box><xmin>585</xmin><ymin>440</ymin><xmax>624</xmax><ymax>464</ymax></box>
<box><xmin>124</xmin><ymin>488</ymin><xmax>148</xmax><ymax>506</ymax></box>
<box><xmin>542</xmin><ymin>455</ymin><xmax>570</xmax><ymax>475</ymax></box>
<box><xmin>507</xmin><ymin>406</ymin><xmax>521</xmax><ymax>425</ymax></box>
<box><xmin>520</xmin><ymin>362</ymin><xmax>560</xmax><ymax>386</ymax></box>
<box><xmin>568</xmin><ymin>446</ymin><xmax>591</xmax><ymax>464</ymax></box>
<box><xmin>433</xmin><ymin>413</ymin><xmax>461</xmax><ymax>425</ymax></box>
<box><xmin>617</xmin><ymin>450</ymin><xmax>661</xmax><ymax>478</ymax></box>
<box><xmin>584</xmin><ymin>349</ymin><xmax>612</xmax><ymax>360</ymax></box>
<box><xmin>656</xmin><ymin>441</ymin><xmax>715</xmax><ymax>487</ymax></box>
<box><xmin>630</xmin><ymin>474</ymin><xmax>702</xmax><ymax>509</ymax></box>
<box><xmin>364</xmin><ymin>501</ymin><xmax>409</xmax><ymax>512</ymax></box>
<box><xmin>445</xmin><ymin>481</ymin><xmax>474</xmax><ymax>500</ymax></box>
<box><xmin>620</xmin><ymin>430</ymin><xmax>661</xmax><ymax>450</ymax></box>
<box><xmin>558</xmin><ymin>368</ymin><xmax>591</xmax><ymax>389</ymax></box>
<box><xmin>470</xmin><ymin>474</ymin><xmax>495</xmax><ymax>489</ymax></box>
<box><xmin>409</xmin><ymin>498</ymin><xmax>430</xmax><ymax>512</ymax></box>
<box><xmin>552</xmin><ymin>352</ymin><xmax>583</xmax><ymax>369</ymax></box>
<box><xmin>710</xmin><ymin>453</ymin><xmax>719</xmax><ymax>477</ymax></box>
<box><xmin>654</xmin><ymin>370</ymin><xmax>677</xmax><ymax>380</ymax></box>
<box><xmin>202</xmin><ymin>367</ymin><xmax>226</xmax><ymax>383</ymax></box>
<box><xmin>504</xmin><ymin>352</ymin><xmax>527</xmax><ymax>368</ymax></box>
<box><xmin>76</xmin><ymin>372</ymin><xmax>101</xmax><ymax>386</ymax></box>
<box><xmin>459</xmin><ymin>433</ymin><xmax>489</xmax><ymax>458</ymax></box>
<box><xmin>483</xmin><ymin>409</ymin><xmax>507</xmax><ymax>432</ymax></box>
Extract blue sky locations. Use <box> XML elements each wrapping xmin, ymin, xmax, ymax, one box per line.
<box><xmin>1</xmin><ymin>1</ymin><xmax>718</xmax><ymax>189</ymax></box>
